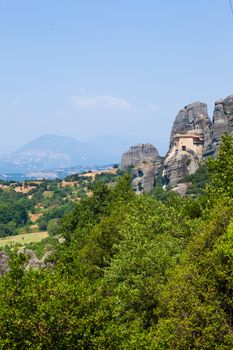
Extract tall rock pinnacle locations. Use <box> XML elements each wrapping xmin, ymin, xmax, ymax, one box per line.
<box><xmin>121</xmin><ymin>143</ymin><xmax>161</xmax><ymax>193</ymax></box>
<box><xmin>164</xmin><ymin>102</ymin><xmax>212</xmax><ymax>187</ymax></box>
<box><xmin>212</xmin><ymin>95</ymin><xmax>233</xmax><ymax>153</ymax></box>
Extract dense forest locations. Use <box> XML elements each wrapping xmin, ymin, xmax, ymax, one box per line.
<box><xmin>0</xmin><ymin>189</ymin><xmax>32</xmax><ymax>237</ymax></box>
<box><xmin>0</xmin><ymin>135</ymin><xmax>233</xmax><ymax>349</ymax></box>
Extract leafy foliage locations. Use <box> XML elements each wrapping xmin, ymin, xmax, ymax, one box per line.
<box><xmin>206</xmin><ymin>134</ymin><xmax>233</xmax><ymax>199</ymax></box>
<box><xmin>0</xmin><ymin>190</ymin><xmax>32</xmax><ymax>237</ymax></box>
<box><xmin>0</xmin><ymin>136</ymin><xmax>233</xmax><ymax>348</ymax></box>
<box><xmin>183</xmin><ymin>163</ymin><xmax>209</xmax><ymax>196</ymax></box>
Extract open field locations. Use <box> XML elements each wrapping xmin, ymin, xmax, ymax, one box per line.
<box><xmin>80</xmin><ymin>168</ymin><xmax>118</xmax><ymax>179</ymax></box>
<box><xmin>0</xmin><ymin>231</ymin><xmax>48</xmax><ymax>247</ymax></box>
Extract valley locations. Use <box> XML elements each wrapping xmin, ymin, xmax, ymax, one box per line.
<box><xmin>1</xmin><ymin>1</ymin><xmax>233</xmax><ymax>348</ymax></box>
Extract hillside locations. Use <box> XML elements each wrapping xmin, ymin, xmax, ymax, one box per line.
<box><xmin>0</xmin><ymin>134</ymin><xmax>140</xmax><ymax>175</ymax></box>
<box><xmin>0</xmin><ymin>135</ymin><xmax>232</xmax><ymax>348</ymax></box>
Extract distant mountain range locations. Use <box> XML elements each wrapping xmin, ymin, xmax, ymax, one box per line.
<box><xmin>0</xmin><ymin>134</ymin><xmax>143</xmax><ymax>176</ymax></box>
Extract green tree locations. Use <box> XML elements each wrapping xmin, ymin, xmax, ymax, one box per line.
<box><xmin>207</xmin><ymin>134</ymin><xmax>233</xmax><ymax>199</ymax></box>
<box><xmin>47</xmin><ymin>218</ymin><xmax>60</xmax><ymax>236</ymax></box>
<box><xmin>152</xmin><ymin>199</ymin><xmax>233</xmax><ymax>349</ymax></box>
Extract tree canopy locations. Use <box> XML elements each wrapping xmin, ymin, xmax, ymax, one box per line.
<box><xmin>0</xmin><ymin>135</ymin><xmax>233</xmax><ymax>348</ymax></box>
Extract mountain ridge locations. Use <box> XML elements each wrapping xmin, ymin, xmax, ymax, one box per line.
<box><xmin>0</xmin><ymin>134</ymin><xmax>146</xmax><ymax>175</ymax></box>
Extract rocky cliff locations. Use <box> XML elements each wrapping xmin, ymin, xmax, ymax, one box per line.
<box><xmin>121</xmin><ymin>94</ymin><xmax>233</xmax><ymax>193</ymax></box>
<box><xmin>121</xmin><ymin>143</ymin><xmax>160</xmax><ymax>170</ymax></box>
<box><xmin>121</xmin><ymin>144</ymin><xmax>161</xmax><ymax>192</ymax></box>
<box><xmin>170</xmin><ymin>102</ymin><xmax>212</xmax><ymax>153</ymax></box>
<box><xmin>163</xmin><ymin>102</ymin><xmax>211</xmax><ymax>187</ymax></box>
<box><xmin>212</xmin><ymin>95</ymin><xmax>233</xmax><ymax>153</ymax></box>
<box><xmin>163</xmin><ymin>143</ymin><xmax>201</xmax><ymax>187</ymax></box>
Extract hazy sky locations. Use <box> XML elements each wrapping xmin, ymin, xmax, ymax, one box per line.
<box><xmin>1</xmin><ymin>0</ymin><xmax>233</xmax><ymax>155</ymax></box>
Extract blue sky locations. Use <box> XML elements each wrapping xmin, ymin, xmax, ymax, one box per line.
<box><xmin>0</xmin><ymin>0</ymin><xmax>233</xmax><ymax>155</ymax></box>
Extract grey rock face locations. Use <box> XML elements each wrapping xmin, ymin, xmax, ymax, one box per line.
<box><xmin>121</xmin><ymin>95</ymin><xmax>233</xmax><ymax>191</ymax></box>
<box><xmin>132</xmin><ymin>163</ymin><xmax>157</xmax><ymax>193</ymax></box>
<box><xmin>212</xmin><ymin>95</ymin><xmax>233</xmax><ymax>152</ymax></box>
<box><xmin>0</xmin><ymin>252</ymin><xmax>9</xmax><ymax>276</ymax></box>
<box><xmin>164</xmin><ymin>101</ymin><xmax>211</xmax><ymax>186</ymax></box>
<box><xmin>18</xmin><ymin>249</ymin><xmax>53</xmax><ymax>270</ymax></box>
<box><xmin>170</xmin><ymin>102</ymin><xmax>212</xmax><ymax>154</ymax></box>
<box><xmin>0</xmin><ymin>249</ymin><xmax>54</xmax><ymax>278</ymax></box>
<box><xmin>164</xmin><ymin>148</ymin><xmax>200</xmax><ymax>187</ymax></box>
<box><xmin>121</xmin><ymin>144</ymin><xmax>161</xmax><ymax>192</ymax></box>
<box><xmin>171</xmin><ymin>183</ymin><xmax>190</xmax><ymax>197</ymax></box>
<box><xmin>121</xmin><ymin>143</ymin><xmax>160</xmax><ymax>170</ymax></box>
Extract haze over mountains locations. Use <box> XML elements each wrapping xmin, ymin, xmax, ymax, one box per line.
<box><xmin>1</xmin><ymin>93</ymin><xmax>232</xmax><ymax>182</ymax></box>
<box><xmin>0</xmin><ymin>134</ymin><xmax>153</xmax><ymax>176</ymax></box>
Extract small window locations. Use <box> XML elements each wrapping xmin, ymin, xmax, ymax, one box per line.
<box><xmin>182</xmin><ymin>145</ymin><xmax>186</xmax><ymax>151</ymax></box>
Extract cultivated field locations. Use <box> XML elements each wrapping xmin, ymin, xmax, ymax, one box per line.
<box><xmin>0</xmin><ymin>231</ymin><xmax>48</xmax><ymax>247</ymax></box>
